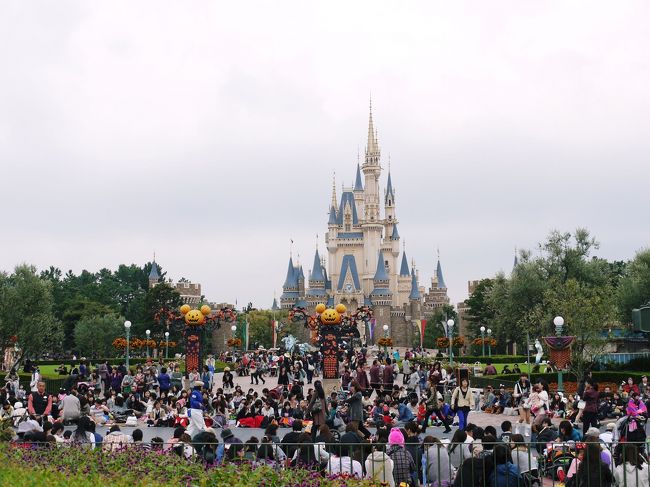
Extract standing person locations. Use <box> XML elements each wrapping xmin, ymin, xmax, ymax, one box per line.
<box><xmin>98</xmin><ymin>361</ymin><xmax>109</xmax><ymax>393</ymax></box>
<box><xmin>387</xmin><ymin>428</ymin><xmax>416</xmax><ymax>487</ymax></box>
<box><xmin>402</xmin><ymin>356</ymin><xmax>411</xmax><ymax>386</ymax></box>
<box><xmin>60</xmin><ymin>389</ymin><xmax>81</xmax><ymax>424</ymax></box>
<box><xmin>308</xmin><ymin>380</ymin><xmax>328</xmax><ymax>442</ymax></box>
<box><xmin>513</xmin><ymin>373</ymin><xmax>531</xmax><ymax>426</ymax></box>
<box><xmin>451</xmin><ymin>378</ymin><xmax>474</xmax><ymax>431</ymax></box>
<box><xmin>29</xmin><ymin>366</ymin><xmax>41</xmax><ymax>393</ymax></box>
<box><xmin>222</xmin><ymin>367</ymin><xmax>234</xmax><ymax>391</ymax></box>
<box><xmin>354</xmin><ymin>364</ymin><xmax>370</xmax><ymax>394</ymax></box>
<box><xmin>581</xmin><ymin>381</ymin><xmax>600</xmax><ymax>435</ymax></box>
<box><xmin>383</xmin><ymin>358</ymin><xmax>395</xmax><ymax>393</ymax></box>
<box><xmin>186</xmin><ymin>381</ymin><xmax>206</xmax><ymax>437</ymax></box>
<box><xmin>345</xmin><ymin>381</ymin><xmax>371</xmax><ymax>439</ymax></box>
<box><xmin>157</xmin><ymin>367</ymin><xmax>171</xmax><ymax>395</ymax></box>
<box><xmin>369</xmin><ymin>360</ymin><xmax>382</xmax><ymax>397</ymax></box>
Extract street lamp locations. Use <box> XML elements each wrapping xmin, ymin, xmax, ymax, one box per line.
<box><xmin>480</xmin><ymin>325</ymin><xmax>486</xmax><ymax>357</ymax></box>
<box><xmin>553</xmin><ymin>316</ymin><xmax>565</xmax><ymax>393</ymax></box>
<box><xmin>487</xmin><ymin>328</ymin><xmax>492</xmax><ymax>357</ymax></box>
<box><xmin>124</xmin><ymin>320</ymin><xmax>131</xmax><ymax>369</ymax></box>
<box><xmin>447</xmin><ymin>319</ymin><xmax>455</xmax><ymax>367</ymax></box>
<box><xmin>164</xmin><ymin>331</ymin><xmax>170</xmax><ymax>359</ymax></box>
<box><xmin>146</xmin><ymin>329</ymin><xmax>151</xmax><ymax>359</ymax></box>
<box><xmin>382</xmin><ymin>324</ymin><xmax>389</xmax><ymax>356</ymax></box>
<box><xmin>231</xmin><ymin>324</ymin><xmax>237</xmax><ymax>350</ymax></box>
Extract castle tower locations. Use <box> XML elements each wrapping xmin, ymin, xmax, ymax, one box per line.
<box><xmin>306</xmin><ymin>248</ymin><xmax>327</xmax><ymax>307</ymax></box>
<box><xmin>408</xmin><ymin>268</ymin><xmax>422</xmax><ymax>346</ymax></box>
<box><xmin>148</xmin><ymin>260</ymin><xmax>160</xmax><ymax>289</ymax></box>
<box><xmin>361</xmin><ymin>101</ymin><xmax>384</xmax><ymax>296</ymax></box>
<box><xmin>280</xmin><ymin>256</ymin><xmax>299</xmax><ymax>309</ymax></box>
<box><xmin>423</xmin><ymin>252</ymin><xmax>451</xmax><ymax>311</ymax></box>
<box><xmin>371</xmin><ymin>250</ymin><xmax>392</xmax><ymax>343</ymax></box>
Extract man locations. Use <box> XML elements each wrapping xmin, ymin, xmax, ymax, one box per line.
<box><xmin>27</xmin><ymin>381</ymin><xmax>52</xmax><ymax>422</ymax></box>
<box><xmin>60</xmin><ymin>388</ymin><xmax>81</xmax><ymax>423</ymax></box>
<box><xmin>186</xmin><ymin>381</ymin><xmax>206</xmax><ymax>437</ymax></box>
<box><xmin>369</xmin><ymin>360</ymin><xmax>382</xmax><ymax>397</ymax></box>
<box><xmin>281</xmin><ymin>419</ymin><xmax>303</xmax><ymax>460</ymax></box>
<box><xmin>483</xmin><ymin>361</ymin><xmax>497</xmax><ymax>376</ymax></box>
<box><xmin>383</xmin><ymin>358</ymin><xmax>395</xmax><ymax>392</ymax></box>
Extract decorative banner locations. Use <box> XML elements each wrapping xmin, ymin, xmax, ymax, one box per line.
<box><xmin>271</xmin><ymin>320</ymin><xmax>277</xmax><ymax>349</ymax></box>
<box><xmin>244</xmin><ymin>321</ymin><xmax>249</xmax><ymax>351</ymax></box>
<box><xmin>543</xmin><ymin>336</ymin><xmax>576</xmax><ymax>350</ymax></box>
<box><xmin>419</xmin><ymin>319</ymin><xmax>427</xmax><ymax>348</ymax></box>
<box><xmin>185</xmin><ymin>333</ymin><xmax>201</xmax><ymax>372</ymax></box>
<box><xmin>369</xmin><ymin>318</ymin><xmax>376</xmax><ymax>343</ymax></box>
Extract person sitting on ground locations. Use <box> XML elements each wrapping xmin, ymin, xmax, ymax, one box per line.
<box><xmin>386</xmin><ymin>428</ymin><xmax>416</xmax><ymax>487</ymax></box>
<box><xmin>483</xmin><ymin>361</ymin><xmax>498</xmax><ymax>376</ymax></box>
<box><xmin>558</xmin><ymin>419</ymin><xmax>582</xmax><ymax>442</ymax></box>
<box><xmin>509</xmin><ymin>433</ymin><xmax>537</xmax><ymax>475</ymax></box>
<box><xmin>103</xmin><ymin>425</ymin><xmax>133</xmax><ymax>452</ymax></box>
<box><xmin>490</xmin><ymin>443</ymin><xmax>522</xmax><ymax>487</ymax></box>
<box><xmin>534</xmin><ymin>417</ymin><xmax>558</xmax><ymax>454</ymax></box>
<box><xmin>614</xmin><ymin>443</ymin><xmax>650</xmax><ymax>487</ymax></box>
<box><xmin>500</xmin><ymin>420</ymin><xmax>512</xmax><ymax>443</ymax></box>
<box><xmin>502</xmin><ymin>365</ymin><xmax>512</xmax><ymax>374</ymax></box>
<box><xmin>422</xmin><ymin>435</ymin><xmax>452</xmax><ymax>487</ymax></box>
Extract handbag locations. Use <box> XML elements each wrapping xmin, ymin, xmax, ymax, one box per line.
<box><xmin>312</xmin><ymin>400</ymin><xmax>322</xmax><ymax>413</ymax></box>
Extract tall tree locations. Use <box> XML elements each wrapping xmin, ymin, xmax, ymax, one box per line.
<box><xmin>74</xmin><ymin>314</ymin><xmax>125</xmax><ymax>358</ymax></box>
<box><xmin>0</xmin><ymin>265</ymin><xmax>63</xmax><ymax>359</ymax></box>
<box><xmin>423</xmin><ymin>304</ymin><xmax>458</xmax><ymax>349</ymax></box>
<box><xmin>617</xmin><ymin>248</ymin><xmax>650</xmax><ymax>322</ymax></box>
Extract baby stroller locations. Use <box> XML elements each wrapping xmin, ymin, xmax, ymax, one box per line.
<box><xmin>539</xmin><ymin>442</ymin><xmax>576</xmax><ymax>480</ymax></box>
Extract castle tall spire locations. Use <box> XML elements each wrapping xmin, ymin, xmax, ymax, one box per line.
<box><xmin>354</xmin><ymin>163</ymin><xmax>363</xmax><ymax>191</ymax></box>
<box><xmin>365</xmin><ymin>98</ymin><xmax>380</xmax><ymax>164</ymax></box>
<box><xmin>409</xmin><ymin>267</ymin><xmax>421</xmax><ymax>300</ymax></box>
<box><xmin>331</xmin><ymin>172</ymin><xmax>337</xmax><ymax>209</ymax></box>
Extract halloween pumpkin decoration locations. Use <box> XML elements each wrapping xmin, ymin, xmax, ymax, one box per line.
<box><xmin>181</xmin><ymin>304</ymin><xmax>212</xmax><ymax>326</ymax></box>
<box><xmin>315</xmin><ymin>303</ymin><xmax>327</xmax><ymax>314</ymax></box>
<box><xmin>320</xmin><ymin>307</ymin><xmax>342</xmax><ymax>325</ymax></box>
<box><xmin>180</xmin><ymin>304</ymin><xmax>191</xmax><ymax>315</ymax></box>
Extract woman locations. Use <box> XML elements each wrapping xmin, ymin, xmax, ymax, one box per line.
<box><xmin>614</xmin><ymin>443</ymin><xmax>650</xmax><ymax>487</ymax></box>
<box><xmin>423</xmin><ymin>435</ymin><xmax>453</xmax><ymax>487</ymax></box>
<box><xmin>581</xmin><ymin>381</ymin><xmax>600</xmax><ymax>435</ymax></box>
<box><xmin>451</xmin><ymin>378</ymin><xmax>474</xmax><ymax>431</ymax></box>
<box><xmin>558</xmin><ymin>420</ymin><xmax>583</xmax><ymax>442</ymax></box>
<box><xmin>121</xmin><ymin>369</ymin><xmax>135</xmax><ymax>396</ymax></box>
<box><xmin>567</xmin><ymin>441</ymin><xmax>613</xmax><ymax>487</ymax></box>
<box><xmin>365</xmin><ymin>428</ymin><xmax>395</xmax><ymax>487</ymax></box>
<box><xmin>549</xmin><ymin>392</ymin><xmax>566</xmax><ymax>418</ymax></box>
<box><xmin>448</xmin><ymin>429</ymin><xmax>471</xmax><ymax>469</ymax></box>
<box><xmin>529</xmin><ymin>383</ymin><xmax>549</xmax><ymax>427</ymax></box>
<box><xmin>509</xmin><ymin>433</ymin><xmax>537</xmax><ymax>475</ymax></box>
<box><xmin>308</xmin><ymin>380</ymin><xmax>329</xmax><ymax>441</ymax></box>
<box><xmin>513</xmin><ymin>374</ymin><xmax>531</xmax><ymax>425</ymax></box>
<box><xmin>345</xmin><ymin>381</ymin><xmax>370</xmax><ymax>439</ymax></box>
<box><xmin>622</xmin><ymin>377</ymin><xmax>640</xmax><ymax>397</ymax></box>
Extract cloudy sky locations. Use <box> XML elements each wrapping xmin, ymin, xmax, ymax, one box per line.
<box><xmin>1</xmin><ymin>1</ymin><xmax>649</xmax><ymax>309</ymax></box>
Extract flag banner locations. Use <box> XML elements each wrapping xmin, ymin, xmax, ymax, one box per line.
<box><xmin>244</xmin><ymin>320</ymin><xmax>249</xmax><ymax>351</ymax></box>
<box><xmin>369</xmin><ymin>318</ymin><xmax>375</xmax><ymax>342</ymax></box>
<box><xmin>419</xmin><ymin>319</ymin><xmax>427</xmax><ymax>348</ymax></box>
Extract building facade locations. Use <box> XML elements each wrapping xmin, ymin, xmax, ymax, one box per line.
<box><xmin>280</xmin><ymin>104</ymin><xmax>450</xmax><ymax>347</ymax></box>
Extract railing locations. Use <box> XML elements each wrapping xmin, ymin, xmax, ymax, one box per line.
<box><xmin>598</xmin><ymin>351</ymin><xmax>650</xmax><ymax>365</ymax></box>
<box><xmin>7</xmin><ymin>438</ymin><xmax>649</xmax><ymax>486</ymax></box>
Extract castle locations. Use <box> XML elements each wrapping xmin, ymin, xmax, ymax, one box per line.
<box><xmin>280</xmin><ymin>103</ymin><xmax>450</xmax><ymax>347</ymax></box>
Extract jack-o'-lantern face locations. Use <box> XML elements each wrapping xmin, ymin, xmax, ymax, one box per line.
<box><xmin>185</xmin><ymin>309</ymin><xmax>205</xmax><ymax>326</ymax></box>
<box><xmin>320</xmin><ymin>308</ymin><xmax>341</xmax><ymax>325</ymax></box>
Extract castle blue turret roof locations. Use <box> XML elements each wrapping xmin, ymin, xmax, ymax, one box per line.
<box><xmin>436</xmin><ymin>259</ymin><xmax>446</xmax><ymax>289</ymax></box>
<box><xmin>149</xmin><ymin>261</ymin><xmax>160</xmax><ymax>281</ymax></box>
<box><xmin>272</xmin><ymin>297</ymin><xmax>279</xmax><ymax>311</ymax></box>
<box><xmin>354</xmin><ymin>163</ymin><xmax>363</xmax><ymax>191</ymax></box>
<box><xmin>336</xmin><ymin>191</ymin><xmax>359</xmax><ymax>225</ymax></box>
<box><xmin>283</xmin><ymin>257</ymin><xmax>297</xmax><ymax>288</ymax></box>
<box><xmin>385</xmin><ymin>171</ymin><xmax>395</xmax><ymax>204</ymax></box>
<box><xmin>371</xmin><ymin>251</ymin><xmax>392</xmax><ymax>297</ymax></box>
<box><xmin>409</xmin><ymin>268</ymin><xmax>421</xmax><ymax>300</ymax></box>
<box><xmin>310</xmin><ymin>249</ymin><xmax>325</xmax><ymax>282</ymax></box>
<box><xmin>328</xmin><ymin>205</ymin><xmax>337</xmax><ymax>225</ymax></box>
<box><xmin>391</xmin><ymin>223</ymin><xmax>400</xmax><ymax>240</ymax></box>
<box><xmin>399</xmin><ymin>252</ymin><xmax>410</xmax><ymax>277</ymax></box>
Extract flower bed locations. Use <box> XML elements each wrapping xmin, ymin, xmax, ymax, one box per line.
<box><xmin>1</xmin><ymin>444</ymin><xmax>374</xmax><ymax>486</ymax></box>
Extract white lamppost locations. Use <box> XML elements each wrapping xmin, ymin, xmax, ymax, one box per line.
<box><xmin>480</xmin><ymin>325</ymin><xmax>486</xmax><ymax>357</ymax></box>
<box><xmin>165</xmin><ymin>331</ymin><xmax>170</xmax><ymax>359</ymax></box>
<box><xmin>231</xmin><ymin>324</ymin><xmax>237</xmax><ymax>350</ymax></box>
<box><xmin>447</xmin><ymin>319</ymin><xmax>455</xmax><ymax>366</ymax></box>
<box><xmin>124</xmin><ymin>320</ymin><xmax>132</xmax><ymax>369</ymax></box>
<box><xmin>487</xmin><ymin>328</ymin><xmax>492</xmax><ymax>357</ymax></box>
<box><xmin>553</xmin><ymin>316</ymin><xmax>565</xmax><ymax>393</ymax></box>
<box><xmin>145</xmin><ymin>329</ymin><xmax>151</xmax><ymax>359</ymax></box>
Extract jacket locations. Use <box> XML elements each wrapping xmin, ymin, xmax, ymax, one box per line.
<box><xmin>103</xmin><ymin>431</ymin><xmax>133</xmax><ymax>452</ymax></box>
<box><xmin>308</xmin><ymin>395</ymin><xmax>328</xmax><ymax>426</ymax></box>
<box><xmin>451</xmin><ymin>387</ymin><xmax>474</xmax><ymax>409</ymax></box>
<box><xmin>346</xmin><ymin>391</ymin><xmax>364</xmax><ymax>422</ymax></box>
<box><xmin>490</xmin><ymin>462</ymin><xmax>522</xmax><ymax>487</ymax></box>
<box><xmin>614</xmin><ymin>462</ymin><xmax>650</xmax><ymax>487</ymax></box>
<box><xmin>424</xmin><ymin>443</ymin><xmax>453</xmax><ymax>485</ymax></box>
<box><xmin>365</xmin><ymin>451</ymin><xmax>395</xmax><ymax>487</ymax></box>
<box><xmin>387</xmin><ymin>445</ymin><xmax>416</xmax><ymax>486</ymax></box>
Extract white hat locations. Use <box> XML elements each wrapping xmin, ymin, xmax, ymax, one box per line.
<box><xmin>194</xmin><ymin>380</ymin><xmax>204</xmax><ymax>387</ymax></box>
<box><xmin>606</xmin><ymin>422</ymin><xmax>616</xmax><ymax>431</ymax></box>
<box><xmin>14</xmin><ymin>402</ymin><xmax>23</xmax><ymax>409</ymax></box>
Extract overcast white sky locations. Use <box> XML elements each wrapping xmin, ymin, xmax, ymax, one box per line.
<box><xmin>1</xmin><ymin>1</ymin><xmax>649</xmax><ymax>309</ymax></box>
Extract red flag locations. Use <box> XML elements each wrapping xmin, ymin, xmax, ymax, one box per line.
<box><xmin>420</xmin><ymin>320</ymin><xmax>427</xmax><ymax>347</ymax></box>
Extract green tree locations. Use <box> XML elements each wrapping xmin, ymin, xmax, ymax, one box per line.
<box><xmin>74</xmin><ymin>314</ymin><xmax>124</xmax><ymax>358</ymax></box>
<box><xmin>617</xmin><ymin>248</ymin><xmax>650</xmax><ymax>322</ymax></box>
<box><xmin>423</xmin><ymin>304</ymin><xmax>457</xmax><ymax>349</ymax></box>
<box><xmin>0</xmin><ymin>264</ymin><xmax>63</xmax><ymax>359</ymax></box>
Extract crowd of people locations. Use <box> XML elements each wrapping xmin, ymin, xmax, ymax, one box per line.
<box><xmin>1</xmin><ymin>347</ymin><xmax>649</xmax><ymax>487</ymax></box>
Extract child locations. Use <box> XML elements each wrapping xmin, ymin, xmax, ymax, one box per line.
<box><xmin>500</xmin><ymin>420</ymin><xmax>512</xmax><ymax>443</ymax></box>
<box><xmin>436</xmin><ymin>397</ymin><xmax>453</xmax><ymax>433</ymax></box>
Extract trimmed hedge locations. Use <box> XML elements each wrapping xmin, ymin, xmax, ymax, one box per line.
<box><xmin>471</xmin><ymin>371</ymin><xmax>649</xmax><ymax>390</ymax></box>
<box><xmin>412</xmin><ymin>355</ymin><xmax>528</xmax><ymax>365</ymax></box>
